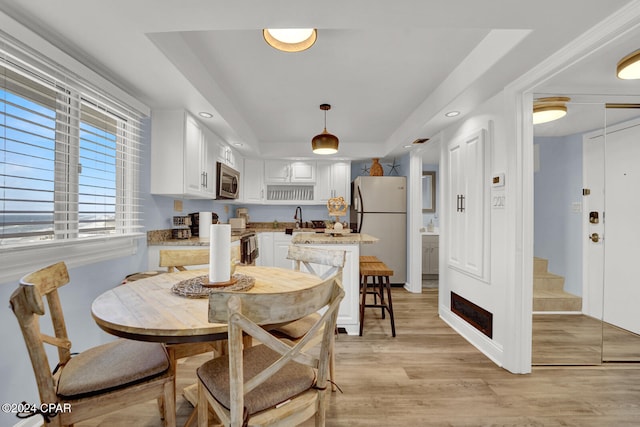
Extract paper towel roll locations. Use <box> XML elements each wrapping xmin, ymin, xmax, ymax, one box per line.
<box><xmin>209</xmin><ymin>224</ymin><xmax>231</xmax><ymax>283</ymax></box>
<box><xmin>199</xmin><ymin>212</ymin><xmax>212</xmax><ymax>241</ymax></box>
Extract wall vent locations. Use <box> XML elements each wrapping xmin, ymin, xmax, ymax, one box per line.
<box><xmin>451</xmin><ymin>292</ymin><xmax>493</xmax><ymax>338</ymax></box>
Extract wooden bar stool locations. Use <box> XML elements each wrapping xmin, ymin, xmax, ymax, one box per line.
<box><xmin>359</xmin><ymin>259</ymin><xmax>396</xmax><ymax>337</ymax></box>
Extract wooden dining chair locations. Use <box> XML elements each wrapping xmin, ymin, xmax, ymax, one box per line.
<box><xmin>196</xmin><ymin>270</ymin><xmax>344</xmax><ymax>427</ymax></box>
<box><xmin>9</xmin><ymin>262</ymin><xmax>176</xmax><ymax>427</ymax></box>
<box><xmin>273</xmin><ymin>245</ymin><xmax>346</xmax><ymax>391</ymax></box>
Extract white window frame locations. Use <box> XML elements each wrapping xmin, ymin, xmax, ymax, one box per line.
<box><xmin>0</xmin><ymin>32</ymin><xmax>144</xmax><ymax>284</ymax></box>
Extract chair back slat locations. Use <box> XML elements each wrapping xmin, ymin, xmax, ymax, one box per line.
<box><xmin>159</xmin><ymin>249</ymin><xmax>210</xmax><ymax>272</ymax></box>
<box><xmin>208</xmin><ymin>274</ymin><xmax>338</xmax><ymax>325</ymax></box>
<box><xmin>286</xmin><ymin>245</ymin><xmax>346</xmax><ymax>280</ymax></box>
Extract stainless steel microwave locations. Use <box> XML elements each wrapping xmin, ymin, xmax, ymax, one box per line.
<box><xmin>216</xmin><ymin>162</ymin><xmax>240</xmax><ymax>199</ymax></box>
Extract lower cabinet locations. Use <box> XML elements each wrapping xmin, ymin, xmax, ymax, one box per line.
<box><xmin>272</xmin><ymin>233</ymin><xmax>294</xmax><ymax>269</ymax></box>
<box><xmin>256</xmin><ymin>232</ymin><xmax>294</xmax><ymax>268</ymax></box>
<box><xmin>422</xmin><ymin>234</ymin><xmax>439</xmax><ymax>275</ymax></box>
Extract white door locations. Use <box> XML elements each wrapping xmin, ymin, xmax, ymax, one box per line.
<box><xmin>584</xmin><ymin>116</ymin><xmax>640</xmax><ymax>336</ymax></box>
<box><xmin>603</xmin><ymin>119</ymin><xmax>640</xmax><ymax>335</ymax></box>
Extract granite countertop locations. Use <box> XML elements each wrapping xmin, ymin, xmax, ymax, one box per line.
<box><xmin>147</xmin><ymin>226</ymin><xmax>334</xmax><ymax>246</ymax></box>
<box><xmin>291</xmin><ymin>232</ymin><xmax>378</xmax><ymax>245</ymax></box>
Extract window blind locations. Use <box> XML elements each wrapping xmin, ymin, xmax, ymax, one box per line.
<box><xmin>0</xmin><ymin>32</ymin><xmax>143</xmax><ymax>246</ymax></box>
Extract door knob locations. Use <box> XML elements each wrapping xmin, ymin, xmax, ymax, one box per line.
<box><xmin>589</xmin><ymin>233</ymin><xmax>600</xmax><ymax>243</ymax></box>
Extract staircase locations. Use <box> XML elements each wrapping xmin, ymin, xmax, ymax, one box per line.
<box><xmin>533</xmin><ymin>257</ymin><xmax>582</xmax><ymax>312</ymax></box>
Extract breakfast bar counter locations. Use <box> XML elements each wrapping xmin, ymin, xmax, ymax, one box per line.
<box><xmin>291</xmin><ymin>232</ymin><xmax>378</xmax><ymax>245</ymax></box>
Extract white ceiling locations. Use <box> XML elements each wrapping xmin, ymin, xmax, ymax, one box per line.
<box><xmin>0</xmin><ymin>0</ymin><xmax>637</xmax><ymax>161</ymax></box>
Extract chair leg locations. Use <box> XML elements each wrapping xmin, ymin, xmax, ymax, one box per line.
<box><xmin>359</xmin><ymin>274</ymin><xmax>367</xmax><ymax>336</ymax></box>
<box><xmin>384</xmin><ymin>275</ymin><xmax>396</xmax><ymax>337</ymax></box>
<box><xmin>329</xmin><ymin>336</ymin><xmax>336</xmax><ymax>392</ymax></box>
<box><xmin>377</xmin><ymin>276</ymin><xmax>386</xmax><ymax>319</ymax></box>
<box><xmin>163</xmin><ymin>380</ymin><xmax>177</xmax><ymax>427</ymax></box>
<box><xmin>198</xmin><ymin>382</ymin><xmax>209</xmax><ymax>427</ymax></box>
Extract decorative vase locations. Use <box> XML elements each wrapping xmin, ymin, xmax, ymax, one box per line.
<box><xmin>370</xmin><ymin>158</ymin><xmax>384</xmax><ymax>176</ymax></box>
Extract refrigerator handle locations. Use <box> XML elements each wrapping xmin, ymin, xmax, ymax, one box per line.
<box><xmin>357</xmin><ymin>185</ymin><xmax>364</xmax><ymax>233</ymax></box>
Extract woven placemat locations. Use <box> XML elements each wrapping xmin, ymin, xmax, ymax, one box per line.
<box><xmin>171</xmin><ymin>273</ymin><xmax>255</xmax><ymax>298</ymax></box>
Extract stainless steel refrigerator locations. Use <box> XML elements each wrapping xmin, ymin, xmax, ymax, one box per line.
<box><xmin>352</xmin><ymin>176</ymin><xmax>406</xmax><ymax>283</ymax></box>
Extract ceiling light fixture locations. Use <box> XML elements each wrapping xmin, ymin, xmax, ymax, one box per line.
<box><xmin>312</xmin><ymin>104</ymin><xmax>339</xmax><ymax>155</ymax></box>
<box><xmin>263</xmin><ymin>28</ymin><xmax>317</xmax><ymax>52</ymax></box>
<box><xmin>198</xmin><ymin>112</ymin><xmax>213</xmax><ymax>119</ymax></box>
<box><xmin>532</xmin><ymin>96</ymin><xmax>570</xmax><ymax>125</ymax></box>
<box><xmin>445</xmin><ymin>111</ymin><xmax>460</xmax><ymax>117</ymax></box>
<box><xmin>617</xmin><ymin>49</ymin><xmax>640</xmax><ymax>79</ymax></box>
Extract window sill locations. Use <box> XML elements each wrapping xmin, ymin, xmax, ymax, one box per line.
<box><xmin>0</xmin><ymin>234</ymin><xmax>144</xmax><ymax>284</ymax></box>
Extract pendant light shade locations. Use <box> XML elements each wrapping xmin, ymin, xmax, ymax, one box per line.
<box><xmin>312</xmin><ymin>104</ymin><xmax>339</xmax><ymax>155</ymax></box>
<box><xmin>533</xmin><ymin>96</ymin><xmax>570</xmax><ymax>125</ymax></box>
<box><xmin>617</xmin><ymin>49</ymin><xmax>640</xmax><ymax>79</ymax></box>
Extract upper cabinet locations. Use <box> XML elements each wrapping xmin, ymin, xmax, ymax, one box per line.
<box><xmin>240</xmin><ymin>159</ymin><xmax>351</xmax><ymax>205</ymax></box>
<box><xmin>242</xmin><ymin>158</ymin><xmax>265</xmax><ymax>203</ymax></box>
<box><xmin>218</xmin><ymin>144</ymin><xmax>238</xmax><ymax>168</ymax></box>
<box><xmin>446</xmin><ymin>128</ymin><xmax>490</xmax><ymax>281</ymax></box>
<box><xmin>264</xmin><ymin>160</ymin><xmax>316</xmax><ymax>184</ymax></box>
<box><xmin>315</xmin><ymin>161</ymin><xmax>351</xmax><ymax>203</ymax></box>
<box><xmin>151</xmin><ymin>110</ymin><xmax>216</xmax><ymax>198</ymax></box>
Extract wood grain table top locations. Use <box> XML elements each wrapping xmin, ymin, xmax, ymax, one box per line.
<box><xmin>91</xmin><ymin>266</ymin><xmax>322</xmax><ymax>344</ymax></box>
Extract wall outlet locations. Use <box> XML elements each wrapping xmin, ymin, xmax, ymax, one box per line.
<box><xmin>173</xmin><ymin>200</ymin><xmax>183</xmax><ymax>212</ymax></box>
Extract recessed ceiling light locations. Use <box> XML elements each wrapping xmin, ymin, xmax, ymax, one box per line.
<box><xmin>233</xmin><ymin>142</ymin><xmax>243</xmax><ymax>147</ymax></box>
<box><xmin>263</xmin><ymin>28</ymin><xmax>317</xmax><ymax>52</ymax></box>
<box><xmin>403</xmin><ymin>145</ymin><xmax>413</xmax><ymax>148</ymax></box>
<box><xmin>445</xmin><ymin>111</ymin><xmax>460</xmax><ymax>117</ymax></box>
<box><xmin>198</xmin><ymin>112</ymin><xmax>213</xmax><ymax>119</ymax></box>
<box><xmin>617</xmin><ymin>49</ymin><xmax>640</xmax><ymax>79</ymax></box>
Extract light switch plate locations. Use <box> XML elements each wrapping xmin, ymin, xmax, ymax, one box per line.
<box><xmin>173</xmin><ymin>200</ymin><xmax>183</xmax><ymax>212</ymax></box>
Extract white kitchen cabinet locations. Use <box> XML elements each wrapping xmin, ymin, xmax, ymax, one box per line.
<box><xmin>265</xmin><ymin>160</ymin><xmax>316</xmax><ymax>184</ymax></box>
<box><xmin>315</xmin><ymin>161</ymin><xmax>351</xmax><ymax>203</ymax></box>
<box><xmin>422</xmin><ymin>234</ymin><xmax>439</xmax><ymax>275</ymax></box>
<box><xmin>446</xmin><ymin>128</ymin><xmax>489</xmax><ymax>280</ymax></box>
<box><xmin>256</xmin><ymin>231</ymin><xmax>295</xmax><ymax>268</ymax></box>
<box><xmin>151</xmin><ymin>110</ymin><xmax>216</xmax><ymax>198</ymax></box>
<box><xmin>242</xmin><ymin>158</ymin><xmax>265</xmax><ymax>203</ymax></box>
<box><xmin>255</xmin><ymin>232</ymin><xmax>273</xmax><ymax>266</ymax></box>
<box><xmin>273</xmin><ymin>232</ymin><xmax>294</xmax><ymax>269</ymax></box>
<box><xmin>217</xmin><ymin>143</ymin><xmax>238</xmax><ymax>168</ymax></box>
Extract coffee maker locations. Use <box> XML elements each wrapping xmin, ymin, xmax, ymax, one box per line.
<box><xmin>188</xmin><ymin>212</ymin><xmax>218</xmax><ymax>237</ymax></box>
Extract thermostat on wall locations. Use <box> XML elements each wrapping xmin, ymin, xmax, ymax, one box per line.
<box><xmin>492</xmin><ymin>173</ymin><xmax>505</xmax><ymax>187</ymax></box>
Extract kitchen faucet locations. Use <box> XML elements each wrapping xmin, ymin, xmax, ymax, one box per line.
<box><xmin>294</xmin><ymin>206</ymin><xmax>303</xmax><ymax>228</ymax></box>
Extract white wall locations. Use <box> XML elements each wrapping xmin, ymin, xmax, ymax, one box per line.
<box><xmin>438</xmin><ymin>92</ymin><xmax>511</xmax><ymax>368</ymax></box>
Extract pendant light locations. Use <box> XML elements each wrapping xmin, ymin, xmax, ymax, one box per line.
<box><xmin>533</xmin><ymin>97</ymin><xmax>570</xmax><ymax>125</ymax></box>
<box><xmin>617</xmin><ymin>49</ymin><xmax>640</xmax><ymax>79</ymax></box>
<box><xmin>312</xmin><ymin>104</ymin><xmax>339</xmax><ymax>155</ymax></box>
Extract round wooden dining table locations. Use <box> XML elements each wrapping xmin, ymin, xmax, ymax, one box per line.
<box><xmin>91</xmin><ymin>265</ymin><xmax>323</xmax><ymax>344</ymax></box>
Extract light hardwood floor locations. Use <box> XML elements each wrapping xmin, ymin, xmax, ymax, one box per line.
<box><xmin>78</xmin><ymin>288</ymin><xmax>640</xmax><ymax>426</ymax></box>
